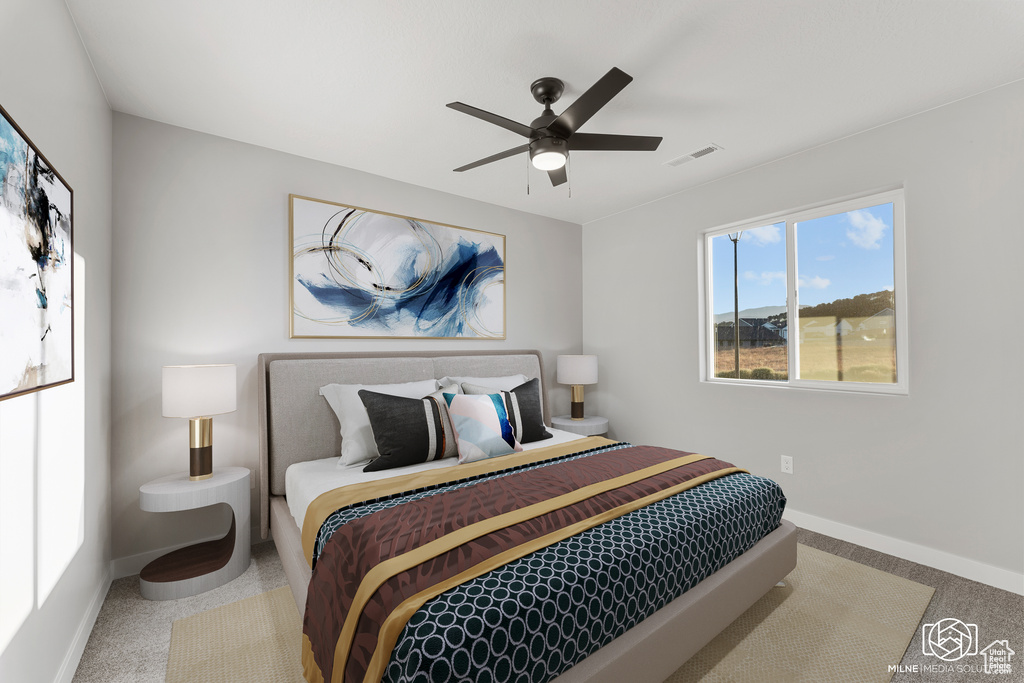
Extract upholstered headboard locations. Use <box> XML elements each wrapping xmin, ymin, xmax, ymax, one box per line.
<box><xmin>256</xmin><ymin>350</ymin><xmax>548</xmax><ymax>538</ymax></box>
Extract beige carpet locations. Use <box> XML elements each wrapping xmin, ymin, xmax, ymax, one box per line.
<box><xmin>167</xmin><ymin>545</ymin><xmax>934</xmax><ymax>683</ymax></box>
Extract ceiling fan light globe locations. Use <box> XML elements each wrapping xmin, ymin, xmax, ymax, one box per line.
<box><xmin>531</xmin><ymin>151</ymin><xmax>567</xmax><ymax>171</ymax></box>
<box><xmin>529</xmin><ymin>137</ymin><xmax>567</xmax><ymax>171</ymax></box>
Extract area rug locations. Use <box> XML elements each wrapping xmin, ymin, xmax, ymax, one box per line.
<box><xmin>166</xmin><ymin>545</ymin><xmax>934</xmax><ymax>683</ymax></box>
<box><xmin>665</xmin><ymin>544</ymin><xmax>935</xmax><ymax>683</ymax></box>
<box><xmin>166</xmin><ymin>586</ymin><xmax>304</xmax><ymax>683</ymax></box>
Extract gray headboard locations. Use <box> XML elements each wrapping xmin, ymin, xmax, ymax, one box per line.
<box><xmin>256</xmin><ymin>350</ymin><xmax>548</xmax><ymax>538</ymax></box>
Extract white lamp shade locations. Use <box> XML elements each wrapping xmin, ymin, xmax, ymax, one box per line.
<box><xmin>162</xmin><ymin>364</ymin><xmax>237</xmax><ymax>418</ymax></box>
<box><xmin>557</xmin><ymin>355</ymin><xmax>598</xmax><ymax>385</ymax></box>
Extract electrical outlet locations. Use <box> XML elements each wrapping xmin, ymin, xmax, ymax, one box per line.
<box><xmin>780</xmin><ymin>455</ymin><xmax>794</xmax><ymax>474</ymax></box>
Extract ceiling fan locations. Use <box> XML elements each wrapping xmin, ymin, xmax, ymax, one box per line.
<box><xmin>447</xmin><ymin>67</ymin><xmax>662</xmax><ymax>187</ymax></box>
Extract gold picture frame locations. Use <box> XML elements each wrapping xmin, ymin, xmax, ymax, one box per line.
<box><xmin>290</xmin><ymin>195</ymin><xmax>506</xmax><ymax>339</ymax></box>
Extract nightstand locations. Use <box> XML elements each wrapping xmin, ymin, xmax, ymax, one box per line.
<box><xmin>551</xmin><ymin>415</ymin><xmax>609</xmax><ymax>437</ymax></box>
<box><xmin>138</xmin><ymin>466</ymin><xmax>251</xmax><ymax>600</ymax></box>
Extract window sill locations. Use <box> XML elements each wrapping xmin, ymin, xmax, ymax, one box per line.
<box><xmin>701</xmin><ymin>376</ymin><xmax>909</xmax><ymax>396</ymax></box>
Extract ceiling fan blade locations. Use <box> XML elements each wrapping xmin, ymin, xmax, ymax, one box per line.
<box><xmin>568</xmin><ymin>133</ymin><xmax>662</xmax><ymax>152</ymax></box>
<box><xmin>548</xmin><ymin>165</ymin><xmax>567</xmax><ymax>187</ymax></box>
<box><xmin>453</xmin><ymin>144</ymin><xmax>531</xmax><ymax>172</ymax></box>
<box><xmin>547</xmin><ymin>67</ymin><xmax>633</xmax><ymax>138</ymax></box>
<box><xmin>447</xmin><ymin>102</ymin><xmax>535</xmax><ymax>138</ymax></box>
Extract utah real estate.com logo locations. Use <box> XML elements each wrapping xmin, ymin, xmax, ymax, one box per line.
<box><xmin>905</xmin><ymin>618</ymin><xmax>1016</xmax><ymax>675</ymax></box>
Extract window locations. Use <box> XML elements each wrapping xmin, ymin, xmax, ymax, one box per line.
<box><xmin>701</xmin><ymin>189</ymin><xmax>907</xmax><ymax>394</ymax></box>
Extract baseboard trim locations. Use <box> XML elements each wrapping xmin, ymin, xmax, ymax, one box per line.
<box><xmin>110</xmin><ymin>524</ymin><xmax>262</xmax><ymax>579</ymax></box>
<box><xmin>784</xmin><ymin>508</ymin><xmax>1023</xmax><ymax>595</ymax></box>
<box><xmin>55</xmin><ymin>569</ymin><xmax>111</xmax><ymax>683</ymax></box>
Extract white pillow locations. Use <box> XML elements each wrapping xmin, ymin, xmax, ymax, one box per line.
<box><xmin>320</xmin><ymin>379</ymin><xmax>439</xmax><ymax>466</ymax></box>
<box><xmin>436</xmin><ymin>374</ymin><xmax>528</xmax><ymax>393</ymax></box>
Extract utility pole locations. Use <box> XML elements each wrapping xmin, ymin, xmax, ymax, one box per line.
<box><xmin>729</xmin><ymin>232</ymin><xmax>741</xmax><ymax>379</ymax></box>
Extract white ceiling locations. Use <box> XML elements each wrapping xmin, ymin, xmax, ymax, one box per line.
<box><xmin>66</xmin><ymin>0</ymin><xmax>1024</xmax><ymax>225</ymax></box>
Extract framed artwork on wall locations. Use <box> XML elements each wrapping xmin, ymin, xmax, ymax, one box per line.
<box><xmin>0</xmin><ymin>103</ymin><xmax>74</xmax><ymax>402</ymax></box>
<box><xmin>290</xmin><ymin>195</ymin><xmax>506</xmax><ymax>339</ymax></box>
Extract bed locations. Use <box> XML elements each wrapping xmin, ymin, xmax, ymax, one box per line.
<box><xmin>257</xmin><ymin>349</ymin><xmax>797</xmax><ymax>683</ymax></box>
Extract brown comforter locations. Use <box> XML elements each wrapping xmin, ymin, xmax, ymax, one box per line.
<box><xmin>301</xmin><ymin>440</ymin><xmax>744</xmax><ymax>683</ymax></box>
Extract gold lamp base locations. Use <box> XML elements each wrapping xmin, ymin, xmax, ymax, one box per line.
<box><xmin>189</xmin><ymin>417</ymin><xmax>213</xmax><ymax>480</ymax></box>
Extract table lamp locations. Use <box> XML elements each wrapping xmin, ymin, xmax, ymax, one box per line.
<box><xmin>556</xmin><ymin>355</ymin><xmax>598</xmax><ymax>420</ymax></box>
<box><xmin>162</xmin><ymin>364</ymin><xmax>237</xmax><ymax>480</ymax></box>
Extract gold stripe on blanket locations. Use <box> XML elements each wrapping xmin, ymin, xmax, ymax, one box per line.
<box><xmin>302</xmin><ymin>633</ymin><xmax>325</xmax><ymax>683</ymax></box>
<box><xmin>360</xmin><ymin>465</ymin><xmax>746</xmax><ymax>683</ymax></box>
<box><xmin>301</xmin><ymin>436</ymin><xmax>616</xmax><ymax>566</ymax></box>
<box><xmin>328</xmin><ymin>452</ymin><xmax>718</xmax><ymax>683</ymax></box>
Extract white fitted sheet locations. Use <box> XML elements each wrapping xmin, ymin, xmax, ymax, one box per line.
<box><xmin>285</xmin><ymin>427</ymin><xmax>588</xmax><ymax>528</ymax></box>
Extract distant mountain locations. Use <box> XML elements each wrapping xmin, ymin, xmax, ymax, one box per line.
<box><xmin>714</xmin><ymin>305</ymin><xmax>789</xmax><ymax>324</ymax></box>
<box><xmin>714</xmin><ymin>290</ymin><xmax>894</xmax><ymax>325</ymax></box>
<box><xmin>797</xmin><ymin>290</ymin><xmax>894</xmax><ymax>321</ymax></box>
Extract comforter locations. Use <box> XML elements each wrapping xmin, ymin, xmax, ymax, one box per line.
<box><xmin>300</xmin><ymin>438</ymin><xmax>786</xmax><ymax>683</ymax></box>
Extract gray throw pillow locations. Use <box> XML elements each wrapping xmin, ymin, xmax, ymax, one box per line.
<box><xmin>358</xmin><ymin>385</ymin><xmax>459</xmax><ymax>472</ymax></box>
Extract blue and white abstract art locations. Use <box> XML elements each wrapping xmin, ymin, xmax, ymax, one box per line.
<box><xmin>1</xmin><ymin>104</ymin><xmax>74</xmax><ymax>401</ymax></box>
<box><xmin>290</xmin><ymin>196</ymin><xmax>505</xmax><ymax>339</ymax></box>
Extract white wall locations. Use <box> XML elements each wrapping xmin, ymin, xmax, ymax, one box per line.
<box><xmin>110</xmin><ymin>113</ymin><xmax>583</xmax><ymax>567</ymax></box>
<box><xmin>583</xmin><ymin>81</ymin><xmax>1024</xmax><ymax>590</ymax></box>
<box><xmin>0</xmin><ymin>0</ymin><xmax>114</xmax><ymax>681</ymax></box>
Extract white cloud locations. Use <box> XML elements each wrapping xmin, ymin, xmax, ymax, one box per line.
<box><xmin>743</xmin><ymin>224</ymin><xmax>782</xmax><ymax>246</ymax></box>
<box><xmin>745</xmin><ymin>270</ymin><xmax>786</xmax><ymax>286</ymax></box>
<box><xmin>816</xmin><ymin>255</ymin><xmax>835</xmax><ymax>261</ymax></box>
<box><xmin>799</xmin><ymin>275</ymin><xmax>830</xmax><ymax>289</ymax></box>
<box><xmin>846</xmin><ymin>210</ymin><xmax>887</xmax><ymax>249</ymax></box>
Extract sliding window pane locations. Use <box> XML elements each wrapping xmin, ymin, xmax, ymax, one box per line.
<box><xmin>795</xmin><ymin>203</ymin><xmax>896</xmax><ymax>383</ymax></box>
<box><xmin>710</xmin><ymin>223</ymin><xmax>788</xmax><ymax>381</ymax></box>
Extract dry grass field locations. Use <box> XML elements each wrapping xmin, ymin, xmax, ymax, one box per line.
<box><xmin>714</xmin><ymin>337</ymin><xmax>896</xmax><ymax>383</ymax></box>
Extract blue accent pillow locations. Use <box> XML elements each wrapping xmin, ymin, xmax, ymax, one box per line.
<box><xmin>443</xmin><ymin>393</ymin><xmax>523</xmax><ymax>463</ymax></box>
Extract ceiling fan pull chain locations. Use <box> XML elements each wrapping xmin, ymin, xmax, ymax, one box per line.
<box><xmin>526</xmin><ymin>153</ymin><xmax>530</xmax><ymax>195</ymax></box>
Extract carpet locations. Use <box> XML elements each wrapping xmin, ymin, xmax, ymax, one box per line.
<box><xmin>166</xmin><ymin>545</ymin><xmax>934</xmax><ymax>683</ymax></box>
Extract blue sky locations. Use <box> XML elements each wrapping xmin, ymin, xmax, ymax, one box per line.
<box><xmin>711</xmin><ymin>202</ymin><xmax>894</xmax><ymax>315</ymax></box>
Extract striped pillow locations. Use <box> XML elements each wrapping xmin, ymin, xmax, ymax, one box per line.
<box><xmin>443</xmin><ymin>393</ymin><xmax>524</xmax><ymax>464</ymax></box>
<box><xmin>358</xmin><ymin>385</ymin><xmax>459</xmax><ymax>472</ymax></box>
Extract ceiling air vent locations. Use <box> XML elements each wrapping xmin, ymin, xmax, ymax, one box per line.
<box><xmin>665</xmin><ymin>143</ymin><xmax>723</xmax><ymax>167</ymax></box>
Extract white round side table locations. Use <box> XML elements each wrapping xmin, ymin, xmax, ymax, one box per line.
<box><xmin>138</xmin><ymin>466</ymin><xmax>250</xmax><ymax>600</ymax></box>
<box><xmin>551</xmin><ymin>415</ymin><xmax>609</xmax><ymax>437</ymax></box>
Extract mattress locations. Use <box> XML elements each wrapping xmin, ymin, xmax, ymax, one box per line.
<box><xmin>300</xmin><ymin>438</ymin><xmax>787</xmax><ymax>683</ymax></box>
<box><xmin>285</xmin><ymin>427</ymin><xmax>587</xmax><ymax>528</ymax></box>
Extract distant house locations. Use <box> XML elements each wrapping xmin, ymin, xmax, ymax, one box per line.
<box><xmin>857</xmin><ymin>307</ymin><xmax>895</xmax><ymax>337</ymax></box>
<box><xmin>716</xmin><ymin>318</ymin><xmax>785</xmax><ymax>348</ymax></box>
<box><xmin>800</xmin><ymin>317</ymin><xmax>854</xmax><ymax>338</ymax></box>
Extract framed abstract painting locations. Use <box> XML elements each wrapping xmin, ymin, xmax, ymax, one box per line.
<box><xmin>290</xmin><ymin>195</ymin><xmax>505</xmax><ymax>339</ymax></box>
<box><xmin>0</xmin><ymin>103</ymin><xmax>74</xmax><ymax>401</ymax></box>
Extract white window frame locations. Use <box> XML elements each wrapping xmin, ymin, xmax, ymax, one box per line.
<box><xmin>698</xmin><ymin>188</ymin><xmax>908</xmax><ymax>395</ymax></box>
